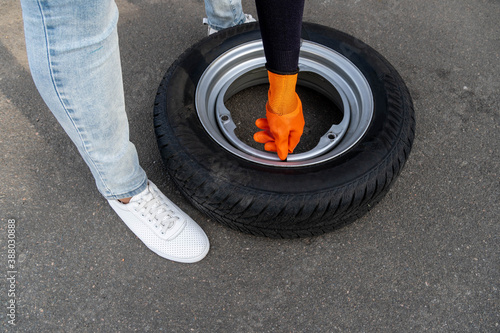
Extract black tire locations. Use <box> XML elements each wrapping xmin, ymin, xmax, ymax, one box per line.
<box><xmin>154</xmin><ymin>22</ymin><xmax>415</xmax><ymax>238</ymax></box>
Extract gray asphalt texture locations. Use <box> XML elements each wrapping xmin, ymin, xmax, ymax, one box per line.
<box><xmin>1</xmin><ymin>0</ymin><xmax>499</xmax><ymax>332</ymax></box>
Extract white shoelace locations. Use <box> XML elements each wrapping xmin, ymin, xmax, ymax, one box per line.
<box><xmin>132</xmin><ymin>190</ymin><xmax>180</xmax><ymax>235</ymax></box>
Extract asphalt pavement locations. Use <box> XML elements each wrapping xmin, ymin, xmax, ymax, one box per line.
<box><xmin>0</xmin><ymin>0</ymin><xmax>498</xmax><ymax>332</ymax></box>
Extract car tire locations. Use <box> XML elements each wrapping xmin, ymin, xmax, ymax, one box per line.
<box><xmin>153</xmin><ymin>22</ymin><xmax>415</xmax><ymax>238</ymax></box>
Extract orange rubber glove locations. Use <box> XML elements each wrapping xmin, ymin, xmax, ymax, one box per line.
<box><xmin>253</xmin><ymin>71</ymin><xmax>305</xmax><ymax>160</ymax></box>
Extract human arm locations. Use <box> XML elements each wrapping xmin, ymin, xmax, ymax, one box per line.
<box><xmin>253</xmin><ymin>0</ymin><xmax>306</xmax><ymax>160</ymax></box>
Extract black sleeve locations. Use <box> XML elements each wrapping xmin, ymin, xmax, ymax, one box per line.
<box><xmin>255</xmin><ymin>0</ymin><xmax>305</xmax><ymax>75</ymax></box>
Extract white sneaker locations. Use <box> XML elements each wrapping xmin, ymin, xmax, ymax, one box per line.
<box><xmin>108</xmin><ymin>181</ymin><xmax>209</xmax><ymax>263</ymax></box>
<box><xmin>204</xmin><ymin>14</ymin><xmax>257</xmax><ymax>36</ymax></box>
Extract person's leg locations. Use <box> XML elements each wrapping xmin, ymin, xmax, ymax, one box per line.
<box><xmin>21</xmin><ymin>0</ymin><xmax>147</xmax><ymax>200</ymax></box>
<box><xmin>21</xmin><ymin>0</ymin><xmax>209</xmax><ymax>262</ymax></box>
<box><xmin>204</xmin><ymin>0</ymin><xmax>246</xmax><ymax>31</ymax></box>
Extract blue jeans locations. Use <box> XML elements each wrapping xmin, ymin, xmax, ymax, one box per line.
<box><xmin>204</xmin><ymin>0</ymin><xmax>245</xmax><ymax>31</ymax></box>
<box><xmin>20</xmin><ymin>0</ymin><xmax>245</xmax><ymax>200</ymax></box>
<box><xmin>21</xmin><ymin>0</ymin><xmax>147</xmax><ymax>200</ymax></box>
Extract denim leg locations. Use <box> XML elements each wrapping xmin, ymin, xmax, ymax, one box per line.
<box><xmin>20</xmin><ymin>0</ymin><xmax>147</xmax><ymax>200</ymax></box>
<box><xmin>204</xmin><ymin>0</ymin><xmax>245</xmax><ymax>30</ymax></box>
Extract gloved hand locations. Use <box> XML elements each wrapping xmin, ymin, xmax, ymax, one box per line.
<box><xmin>253</xmin><ymin>71</ymin><xmax>305</xmax><ymax>160</ymax></box>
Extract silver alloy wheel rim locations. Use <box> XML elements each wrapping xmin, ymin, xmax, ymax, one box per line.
<box><xmin>195</xmin><ymin>40</ymin><xmax>374</xmax><ymax>167</ymax></box>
